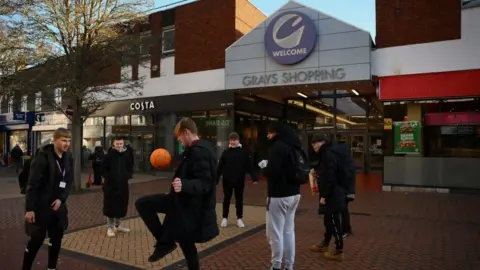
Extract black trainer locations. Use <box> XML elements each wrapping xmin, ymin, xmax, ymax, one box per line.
<box><xmin>148</xmin><ymin>243</ymin><xmax>177</xmax><ymax>262</ymax></box>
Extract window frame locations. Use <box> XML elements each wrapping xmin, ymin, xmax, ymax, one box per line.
<box><xmin>162</xmin><ymin>26</ymin><xmax>175</xmax><ymax>54</ymax></box>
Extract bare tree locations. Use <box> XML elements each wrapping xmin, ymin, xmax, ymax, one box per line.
<box><xmin>7</xmin><ymin>0</ymin><xmax>154</xmax><ymax>191</ymax></box>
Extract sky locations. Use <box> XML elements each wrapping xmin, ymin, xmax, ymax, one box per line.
<box><xmin>153</xmin><ymin>0</ymin><xmax>376</xmax><ymax>37</ymax></box>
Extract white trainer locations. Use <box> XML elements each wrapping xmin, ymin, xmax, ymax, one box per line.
<box><xmin>107</xmin><ymin>228</ymin><xmax>115</xmax><ymax>237</ymax></box>
<box><xmin>115</xmin><ymin>226</ymin><xmax>131</xmax><ymax>233</ymax></box>
<box><xmin>220</xmin><ymin>218</ymin><xmax>228</xmax><ymax>228</ymax></box>
<box><xmin>237</xmin><ymin>219</ymin><xmax>245</xmax><ymax>228</ymax></box>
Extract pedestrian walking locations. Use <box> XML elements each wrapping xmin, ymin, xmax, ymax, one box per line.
<box><xmin>259</xmin><ymin>122</ymin><xmax>305</xmax><ymax>270</ymax></box>
<box><xmin>135</xmin><ymin>117</ymin><xmax>219</xmax><ymax>270</ymax></box>
<box><xmin>22</xmin><ymin>128</ymin><xmax>73</xmax><ymax>270</ymax></box>
<box><xmin>89</xmin><ymin>146</ymin><xmax>105</xmax><ymax>186</ymax></box>
<box><xmin>102</xmin><ymin>137</ymin><xmax>133</xmax><ymax>237</ymax></box>
<box><xmin>308</xmin><ymin>134</ymin><xmax>348</xmax><ymax>261</ymax></box>
<box><xmin>217</xmin><ymin>132</ymin><xmax>258</xmax><ymax>228</ymax></box>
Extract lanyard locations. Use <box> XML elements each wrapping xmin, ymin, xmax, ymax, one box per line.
<box><xmin>56</xmin><ymin>160</ymin><xmax>65</xmax><ymax>181</ymax></box>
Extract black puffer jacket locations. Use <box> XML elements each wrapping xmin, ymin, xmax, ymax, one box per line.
<box><xmin>101</xmin><ymin>147</ymin><xmax>133</xmax><ymax>218</ymax></box>
<box><xmin>315</xmin><ymin>142</ymin><xmax>346</xmax><ymax>213</ymax></box>
<box><xmin>265</xmin><ymin>123</ymin><xmax>302</xmax><ymax>198</ymax></box>
<box><xmin>161</xmin><ymin>140</ymin><xmax>219</xmax><ymax>243</ymax></box>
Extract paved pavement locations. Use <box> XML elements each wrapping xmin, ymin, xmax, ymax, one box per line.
<box><xmin>0</xmin><ymin>173</ymin><xmax>479</xmax><ymax>269</ymax></box>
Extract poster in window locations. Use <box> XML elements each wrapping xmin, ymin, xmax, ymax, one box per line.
<box><xmin>393</xmin><ymin>121</ymin><xmax>421</xmax><ymax>154</ymax></box>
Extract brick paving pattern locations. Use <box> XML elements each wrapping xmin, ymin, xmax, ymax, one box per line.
<box><xmin>0</xmin><ymin>175</ymin><xmax>479</xmax><ymax>269</ymax></box>
<box><xmin>60</xmin><ymin>204</ymin><xmax>265</xmax><ymax>269</ymax></box>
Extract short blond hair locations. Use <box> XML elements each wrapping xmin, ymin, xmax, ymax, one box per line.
<box><xmin>53</xmin><ymin>128</ymin><xmax>71</xmax><ymax>139</ymax></box>
<box><xmin>174</xmin><ymin>117</ymin><xmax>198</xmax><ymax>136</ymax></box>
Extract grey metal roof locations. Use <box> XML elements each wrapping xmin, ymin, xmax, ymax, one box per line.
<box><xmin>463</xmin><ymin>0</ymin><xmax>480</xmax><ymax>9</ymax></box>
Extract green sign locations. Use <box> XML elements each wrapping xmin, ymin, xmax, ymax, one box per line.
<box><xmin>394</xmin><ymin>121</ymin><xmax>421</xmax><ymax>154</ymax></box>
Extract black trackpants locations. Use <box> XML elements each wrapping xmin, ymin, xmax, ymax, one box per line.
<box><xmin>22</xmin><ymin>214</ymin><xmax>64</xmax><ymax>270</ymax></box>
<box><xmin>222</xmin><ymin>180</ymin><xmax>245</xmax><ymax>219</ymax></box>
<box><xmin>135</xmin><ymin>194</ymin><xmax>199</xmax><ymax>270</ymax></box>
<box><xmin>341</xmin><ymin>200</ymin><xmax>352</xmax><ymax>233</ymax></box>
<box><xmin>323</xmin><ymin>211</ymin><xmax>343</xmax><ymax>251</ymax></box>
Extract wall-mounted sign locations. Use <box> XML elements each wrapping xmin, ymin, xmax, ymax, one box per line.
<box><xmin>394</xmin><ymin>121</ymin><xmax>421</xmax><ymax>154</ymax></box>
<box><xmin>242</xmin><ymin>68</ymin><xmax>346</xmax><ymax>86</ymax></box>
<box><xmin>130</xmin><ymin>101</ymin><xmax>155</xmax><ymax>111</ymax></box>
<box><xmin>384</xmin><ymin>118</ymin><xmax>392</xmax><ymax>130</ymax></box>
<box><xmin>265</xmin><ymin>11</ymin><xmax>317</xmax><ymax>65</ymax></box>
<box><xmin>205</xmin><ymin>119</ymin><xmax>231</xmax><ymax>127</ymax></box>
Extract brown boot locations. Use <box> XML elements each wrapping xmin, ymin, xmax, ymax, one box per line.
<box><xmin>310</xmin><ymin>242</ymin><xmax>329</xmax><ymax>253</ymax></box>
<box><xmin>324</xmin><ymin>249</ymin><xmax>344</xmax><ymax>261</ymax></box>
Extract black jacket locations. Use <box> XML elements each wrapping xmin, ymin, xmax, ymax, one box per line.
<box><xmin>217</xmin><ymin>145</ymin><xmax>257</xmax><ymax>185</ymax></box>
<box><xmin>265</xmin><ymin>124</ymin><xmax>302</xmax><ymax>198</ymax></box>
<box><xmin>161</xmin><ymin>140</ymin><xmax>219</xmax><ymax>243</ymax></box>
<box><xmin>315</xmin><ymin>142</ymin><xmax>346</xmax><ymax>213</ymax></box>
<box><xmin>101</xmin><ymin>147</ymin><xmax>133</xmax><ymax>218</ymax></box>
<box><xmin>24</xmin><ymin>144</ymin><xmax>73</xmax><ymax>229</ymax></box>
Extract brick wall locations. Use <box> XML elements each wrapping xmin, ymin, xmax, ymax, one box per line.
<box><xmin>174</xmin><ymin>0</ymin><xmax>236</xmax><ymax>74</ymax></box>
<box><xmin>235</xmin><ymin>0</ymin><xmax>266</xmax><ymax>38</ymax></box>
<box><xmin>376</xmin><ymin>0</ymin><xmax>461</xmax><ymax>48</ymax></box>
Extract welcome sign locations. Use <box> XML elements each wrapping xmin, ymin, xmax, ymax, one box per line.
<box><xmin>264</xmin><ymin>11</ymin><xmax>317</xmax><ymax>65</ymax></box>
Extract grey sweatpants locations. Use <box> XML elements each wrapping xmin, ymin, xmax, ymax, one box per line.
<box><xmin>266</xmin><ymin>194</ymin><xmax>301</xmax><ymax>270</ymax></box>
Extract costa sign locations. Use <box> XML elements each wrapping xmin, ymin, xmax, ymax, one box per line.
<box><xmin>264</xmin><ymin>11</ymin><xmax>317</xmax><ymax>65</ymax></box>
<box><xmin>130</xmin><ymin>101</ymin><xmax>155</xmax><ymax>111</ymax></box>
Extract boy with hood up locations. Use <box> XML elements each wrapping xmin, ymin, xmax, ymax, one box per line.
<box><xmin>216</xmin><ymin>132</ymin><xmax>258</xmax><ymax>228</ymax></box>
<box><xmin>259</xmin><ymin>122</ymin><xmax>303</xmax><ymax>270</ymax></box>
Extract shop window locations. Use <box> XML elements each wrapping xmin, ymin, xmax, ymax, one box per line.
<box><xmin>7</xmin><ymin>96</ymin><xmax>13</xmax><ymax>113</ymax></box>
<box><xmin>425</xmin><ymin>126</ymin><xmax>480</xmax><ymax>158</ymax></box>
<box><xmin>162</xmin><ymin>27</ymin><xmax>175</xmax><ymax>54</ymax></box>
<box><xmin>54</xmin><ymin>88</ymin><xmax>62</xmax><ymax>105</ymax></box>
<box><xmin>35</xmin><ymin>92</ymin><xmax>42</xmax><ymax>111</ymax></box>
<box><xmin>115</xmin><ymin>116</ymin><xmax>130</xmax><ymax>125</ymax></box>
<box><xmin>191</xmin><ymin>111</ymin><xmax>207</xmax><ymax>118</ymax></box>
<box><xmin>21</xmin><ymin>95</ymin><xmax>28</xmax><ymax>112</ymax></box>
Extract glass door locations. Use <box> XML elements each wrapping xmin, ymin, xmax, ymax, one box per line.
<box><xmin>131</xmin><ymin>133</ymin><xmax>154</xmax><ymax>172</ymax></box>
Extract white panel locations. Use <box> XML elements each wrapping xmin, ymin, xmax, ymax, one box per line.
<box><xmin>318</xmin><ymin>18</ymin><xmax>358</xmax><ymax>35</ymax></box>
<box><xmin>266</xmin><ymin>50</ymin><xmax>319</xmax><ymax>72</ymax></box>
<box><xmin>266</xmin><ymin>6</ymin><xmax>320</xmax><ymax>26</ymax></box>
<box><xmin>226</xmin><ymin>58</ymin><xmax>266</xmax><ymax>75</ymax></box>
<box><xmin>318</xmin><ymin>47</ymin><xmax>370</xmax><ymax>67</ymax></box>
<box><xmin>373</xmin><ymin>8</ymin><xmax>480</xmax><ymax>77</ymax></box>
<box><xmin>318</xmin><ymin>31</ymin><xmax>370</xmax><ymax>51</ymax></box>
<box><xmin>225</xmin><ymin>63</ymin><xmax>371</xmax><ymax>90</ymax></box>
<box><xmin>161</xmin><ymin>56</ymin><xmax>175</xmax><ymax>76</ymax></box>
<box><xmin>232</xmin><ymin>28</ymin><xmax>265</xmax><ymax>47</ymax></box>
<box><xmin>226</xmin><ymin>43</ymin><xmax>265</xmax><ymax>61</ymax></box>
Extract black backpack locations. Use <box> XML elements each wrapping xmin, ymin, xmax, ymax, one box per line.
<box><xmin>289</xmin><ymin>147</ymin><xmax>310</xmax><ymax>185</ymax></box>
<box><xmin>18</xmin><ymin>158</ymin><xmax>32</xmax><ymax>195</ymax></box>
<box><xmin>330</xmin><ymin>148</ymin><xmax>356</xmax><ymax>196</ymax></box>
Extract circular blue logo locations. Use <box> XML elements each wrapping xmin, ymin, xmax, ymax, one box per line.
<box><xmin>264</xmin><ymin>11</ymin><xmax>317</xmax><ymax>65</ymax></box>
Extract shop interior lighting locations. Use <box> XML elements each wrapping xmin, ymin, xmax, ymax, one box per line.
<box><xmin>297</xmin><ymin>92</ymin><xmax>308</xmax><ymax>98</ymax></box>
<box><xmin>289</xmin><ymin>100</ymin><xmax>357</xmax><ymax>125</ymax></box>
<box><xmin>351</xmin><ymin>89</ymin><xmax>359</xmax><ymax>96</ymax></box>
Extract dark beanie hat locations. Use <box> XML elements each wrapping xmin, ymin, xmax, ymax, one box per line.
<box><xmin>311</xmin><ymin>134</ymin><xmax>330</xmax><ymax>143</ymax></box>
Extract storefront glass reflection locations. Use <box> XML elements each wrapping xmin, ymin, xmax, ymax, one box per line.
<box><xmin>10</xmin><ymin>130</ymin><xmax>28</xmax><ymax>153</ymax></box>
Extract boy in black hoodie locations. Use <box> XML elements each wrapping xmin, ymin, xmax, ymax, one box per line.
<box><xmin>309</xmin><ymin>134</ymin><xmax>347</xmax><ymax>261</ymax></box>
<box><xmin>260</xmin><ymin>122</ymin><xmax>302</xmax><ymax>270</ymax></box>
<box><xmin>217</xmin><ymin>132</ymin><xmax>258</xmax><ymax>228</ymax></box>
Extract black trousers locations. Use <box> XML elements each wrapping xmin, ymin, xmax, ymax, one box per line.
<box><xmin>341</xmin><ymin>200</ymin><xmax>352</xmax><ymax>233</ymax></box>
<box><xmin>222</xmin><ymin>181</ymin><xmax>245</xmax><ymax>219</ymax></box>
<box><xmin>22</xmin><ymin>214</ymin><xmax>64</xmax><ymax>270</ymax></box>
<box><xmin>135</xmin><ymin>194</ymin><xmax>199</xmax><ymax>270</ymax></box>
<box><xmin>323</xmin><ymin>211</ymin><xmax>343</xmax><ymax>251</ymax></box>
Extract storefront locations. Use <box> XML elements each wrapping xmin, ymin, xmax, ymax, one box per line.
<box><xmin>0</xmin><ymin>111</ymin><xmax>35</xmax><ymax>163</ymax></box>
<box><xmin>32</xmin><ymin>111</ymin><xmax>71</xmax><ymax>150</ymax></box>
<box><xmin>225</xmin><ymin>1</ymin><xmax>382</xmax><ymax>172</ymax></box>
<box><xmin>380</xmin><ymin>75</ymin><xmax>480</xmax><ymax>190</ymax></box>
<box><xmin>90</xmin><ymin>90</ymin><xmax>234</xmax><ymax>172</ymax></box>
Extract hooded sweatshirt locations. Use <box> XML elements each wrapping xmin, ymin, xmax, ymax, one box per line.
<box><xmin>265</xmin><ymin>123</ymin><xmax>302</xmax><ymax>198</ymax></box>
<box><xmin>217</xmin><ymin>143</ymin><xmax>257</xmax><ymax>185</ymax></box>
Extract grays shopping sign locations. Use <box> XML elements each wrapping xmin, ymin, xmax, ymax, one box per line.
<box><xmin>264</xmin><ymin>11</ymin><xmax>317</xmax><ymax>65</ymax></box>
<box><xmin>242</xmin><ymin>68</ymin><xmax>347</xmax><ymax>87</ymax></box>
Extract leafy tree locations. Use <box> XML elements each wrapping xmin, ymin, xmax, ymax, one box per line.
<box><xmin>4</xmin><ymin>0</ymin><xmax>154</xmax><ymax>191</ymax></box>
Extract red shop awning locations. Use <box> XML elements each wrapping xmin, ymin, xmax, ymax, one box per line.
<box><xmin>379</xmin><ymin>69</ymin><xmax>480</xmax><ymax>100</ymax></box>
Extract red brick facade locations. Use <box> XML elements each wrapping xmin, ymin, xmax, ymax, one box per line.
<box><xmin>376</xmin><ymin>0</ymin><xmax>461</xmax><ymax>48</ymax></box>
